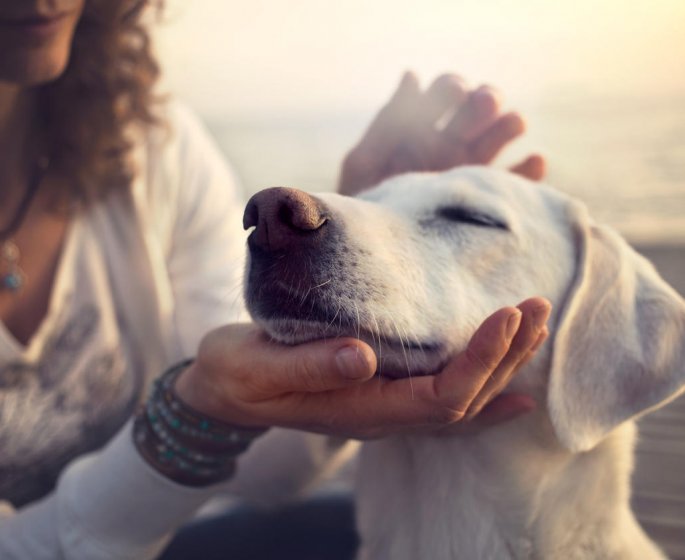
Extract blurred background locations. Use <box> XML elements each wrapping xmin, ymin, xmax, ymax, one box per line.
<box><xmin>155</xmin><ymin>0</ymin><xmax>685</xmax><ymax>244</ymax></box>
<box><xmin>154</xmin><ymin>1</ymin><xmax>685</xmax><ymax>556</ymax></box>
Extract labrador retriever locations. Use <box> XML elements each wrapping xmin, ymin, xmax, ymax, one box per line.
<box><xmin>243</xmin><ymin>166</ymin><xmax>685</xmax><ymax>559</ymax></box>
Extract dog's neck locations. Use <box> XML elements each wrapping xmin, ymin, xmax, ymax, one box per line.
<box><xmin>354</xmin><ymin>414</ymin><xmax>661</xmax><ymax>560</ymax></box>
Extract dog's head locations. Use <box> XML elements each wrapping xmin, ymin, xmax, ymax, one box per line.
<box><xmin>243</xmin><ymin>166</ymin><xmax>685</xmax><ymax>452</ymax></box>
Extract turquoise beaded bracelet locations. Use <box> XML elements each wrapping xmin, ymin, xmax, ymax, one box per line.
<box><xmin>133</xmin><ymin>359</ymin><xmax>268</xmax><ymax>487</ymax></box>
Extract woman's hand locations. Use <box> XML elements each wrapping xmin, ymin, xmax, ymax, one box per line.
<box><xmin>338</xmin><ymin>72</ymin><xmax>546</xmax><ymax>196</ymax></box>
<box><xmin>174</xmin><ymin>297</ymin><xmax>551</xmax><ymax>440</ymax></box>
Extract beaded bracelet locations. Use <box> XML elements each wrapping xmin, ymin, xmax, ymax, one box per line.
<box><xmin>133</xmin><ymin>359</ymin><xmax>269</xmax><ymax>487</ymax></box>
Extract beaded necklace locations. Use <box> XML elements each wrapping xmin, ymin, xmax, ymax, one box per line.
<box><xmin>0</xmin><ymin>156</ymin><xmax>50</xmax><ymax>293</ymax></box>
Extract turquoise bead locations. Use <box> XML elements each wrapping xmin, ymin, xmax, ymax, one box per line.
<box><xmin>1</xmin><ymin>273</ymin><xmax>21</xmax><ymax>291</ymax></box>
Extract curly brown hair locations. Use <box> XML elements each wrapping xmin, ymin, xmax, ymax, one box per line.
<box><xmin>39</xmin><ymin>0</ymin><xmax>163</xmax><ymax>205</ymax></box>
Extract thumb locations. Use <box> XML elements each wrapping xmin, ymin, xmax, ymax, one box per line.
<box><xmin>258</xmin><ymin>338</ymin><xmax>378</xmax><ymax>394</ymax></box>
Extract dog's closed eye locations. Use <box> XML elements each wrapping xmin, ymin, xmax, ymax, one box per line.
<box><xmin>436</xmin><ymin>206</ymin><xmax>508</xmax><ymax>230</ymax></box>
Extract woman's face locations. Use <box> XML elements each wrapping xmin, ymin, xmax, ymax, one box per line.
<box><xmin>0</xmin><ymin>0</ymin><xmax>85</xmax><ymax>86</ymax></box>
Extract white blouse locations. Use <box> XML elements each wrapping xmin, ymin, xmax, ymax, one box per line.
<box><xmin>0</xmin><ymin>102</ymin><xmax>352</xmax><ymax>559</ymax></box>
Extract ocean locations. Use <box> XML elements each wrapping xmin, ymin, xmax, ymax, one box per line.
<box><xmin>206</xmin><ymin>93</ymin><xmax>685</xmax><ymax>244</ymax></box>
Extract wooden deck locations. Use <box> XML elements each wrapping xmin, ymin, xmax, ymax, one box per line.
<box><xmin>633</xmin><ymin>244</ymin><xmax>685</xmax><ymax>560</ymax></box>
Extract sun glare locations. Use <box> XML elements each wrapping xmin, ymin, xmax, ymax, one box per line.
<box><xmin>157</xmin><ymin>0</ymin><xmax>684</xmax><ymax>118</ymax></box>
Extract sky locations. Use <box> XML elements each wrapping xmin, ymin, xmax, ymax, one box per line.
<box><xmin>154</xmin><ymin>0</ymin><xmax>685</xmax><ymax>120</ymax></box>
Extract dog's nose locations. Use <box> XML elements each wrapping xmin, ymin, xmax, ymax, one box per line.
<box><xmin>243</xmin><ymin>187</ymin><xmax>328</xmax><ymax>252</ymax></box>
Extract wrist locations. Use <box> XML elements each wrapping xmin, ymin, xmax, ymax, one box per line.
<box><xmin>174</xmin><ymin>359</ymin><xmax>269</xmax><ymax>430</ymax></box>
<box><xmin>133</xmin><ymin>360</ymin><xmax>268</xmax><ymax>487</ymax></box>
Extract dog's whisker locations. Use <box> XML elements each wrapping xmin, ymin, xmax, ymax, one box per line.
<box><xmin>312</xmin><ymin>278</ymin><xmax>332</xmax><ymax>290</ymax></box>
<box><xmin>369</xmin><ymin>311</ymin><xmax>383</xmax><ymax>377</ymax></box>
<box><xmin>300</xmin><ymin>284</ymin><xmax>311</xmax><ymax>306</ymax></box>
<box><xmin>326</xmin><ymin>304</ymin><xmax>342</xmax><ymax>332</ymax></box>
<box><xmin>299</xmin><ymin>257</ymin><xmax>313</xmax><ymax>305</ymax></box>
<box><xmin>399</xmin><ymin>324</ymin><xmax>415</xmax><ymax>378</ymax></box>
<box><xmin>219</xmin><ymin>286</ymin><xmax>243</xmax><ymax>311</ymax></box>
<box><xmin>410</xmin><ymin>334</ymin><xmax>430</xmax><ymax>371</ymax></box>
<box><xmin>353</xmin><ymin>301</ymin><xmax>362</xmax><ymax>343</ymax></box>
<box><xmin>390</xmin><ymin>318</ymin><xmax>414</xmax><ymax>398</ymax></box>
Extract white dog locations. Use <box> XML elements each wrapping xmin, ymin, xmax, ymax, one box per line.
<box><xmin>243</xmin><ymin>167</ymin><xmax>685</xmax><ymax>560</ymax></box>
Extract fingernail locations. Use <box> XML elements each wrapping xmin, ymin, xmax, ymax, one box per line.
<box><xmin>336</xmin><ymin>346</ymin><xmax>371</xmax><ymax>379</ymax></box>
<box><xmin>505</xmin><ymin>310</ymin><xmax>522</xmax><ymax>341</ymax></box>
<box><xmin>533</xmin><ymin>302</ymin><xmax>552</xmax><ymax>330</ymax></box>
<box><xmin>530</xmin><ymin>327</ymin><xmax>549</xmax><ymax>352</ymax></box>
<box><xmin>504</xmin><ymin>112</ymin><xmax>526</xmax><ymax>134</ymax></box>
<box><xmin>472</xmin><ymin>85</ymin><xmax>500</xmax><ymax>108</ymax></box>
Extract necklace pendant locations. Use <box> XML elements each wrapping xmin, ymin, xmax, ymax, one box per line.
<box><xmin>1</xmin><ymin>271</ymin><xmax>24</xmax><ymax>291</ymax></box>
<box><xmin>1</xmin><ymin>240</ymin><xmax>25</xmax><ymax>293</ymax></box>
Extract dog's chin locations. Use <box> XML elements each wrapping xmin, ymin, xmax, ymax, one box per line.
<box><xmin>256</xmin><ymin>317</ymin><xmax>447</xmax><ymax>378</ymax></box>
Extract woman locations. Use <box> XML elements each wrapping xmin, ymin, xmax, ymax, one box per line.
<box><xmin>0</xmin><ymin>1</ymin><xmax>550</xmax><ymax>558</ymax></box>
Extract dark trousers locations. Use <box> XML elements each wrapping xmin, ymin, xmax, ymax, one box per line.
<box><xmin>159</xmin><ymin>494</ymin><xmax>359</xmax><ymax>560</ymax></box>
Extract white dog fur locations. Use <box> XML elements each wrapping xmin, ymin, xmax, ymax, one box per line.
<box><xmin>245</xmin><ymin>166</ymin><xmax>685</xmax><ymax>559</ymax></box>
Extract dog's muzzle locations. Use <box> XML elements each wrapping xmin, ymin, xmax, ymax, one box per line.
<box><xmin>242</xmin><ymin>187</ymin><xmax>445</xmax><ymax>375</ymax></box>
<box><xmin>243</xmin><ymin>187</ymin><xmax>343</xmax><ymax>324</ymax></box>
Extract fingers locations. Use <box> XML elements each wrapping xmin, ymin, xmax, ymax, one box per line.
<box><xmin>421</xmin><ymin>74</ymin><xmax>468</xmax><ymax>124</ymax></box>
<box><xmin>463</xmin><ymin>298</ymin><xmax>551</xmax><ymax>420</ymax></box>
<box><xmin>352</xmin><ymin>72</ymin><xmax>470</xmax><ymax>171</ymax></box>
<box><xmin>330</xmin><ymin>306</ymin><xmax>529</xmax><ymax>435</ymax></box>
<box><xmin>183</xmin><ymin>293</ymin><xmax>550</xmax><ymax>438</ymax></box>
<box><xmin>438</xmin><ymin>392</ymin><xmax>537</xmax><ymax>436</ymax></box>
<box><xmin>184</xmin><ymin>326</ymin><xmax>380</xmax><ymax>429</ymax></box>
<box><xmin>431</xmin><ymin>306</ymin><xmax>523</xmax><ymax>403</ymax></box>
<box><xmin>516</xmin><ymin>326</ymin><xmax>549</xmax><ymax>370</ymax></box>
<box><xmin>510</xmin><ymin>154</ymin><xmax>546</xmax><ymax>181</ymax></box>
<box><xmin>362</xmin><ymin>71</ymin><xmax>421</xmax><ymax>149</ymax></box>
<box><xmin>390</xmin><ymin>70</ymin><xmax>422</xmax><ymax>108</ymax></box>
<box><xmin>442</xmin><ymin>86</ymin><xmax>501</xmax><ymax>142</ymax></box>
<box><xmin>468</xmin><ymin>112</ymin><xmax>526</xmax><ymax>164</ymax></box>
<box><xmin>383</xmin><ymin>73</ymin><xmax>470</xmax><ymax>176</ymax></box>
<box><xmin>245</xmin><ymin>336</ymin><xmax>378</xmax><ymax>398</ymax></box>
<box><xmin>339</xmin><ymin>71</ymin><xmax>542</xmax><ymax>196</ymax></box>
<box><xmin>433</xmin><ymin>85</ymin><xmax>504</xmax><ymax>170</ymax></box>
<box><xmin>197</xmin><ymin>324</ymin><xmax>377</xmax><ymax>400</ymax></box>
<box><xmin>338</xmin><ymin>72</ymin><xmax>422</xmax><ymax>195</ymax></box>
<box><xmin>338</xmin><ymin>298</ymin><xmax>549</xmax><ymax>438</ymax></box>
<box><xmin>468</xmin><ymin>393</ymin><xmax>537</xmax><ymax>428</ymax></box>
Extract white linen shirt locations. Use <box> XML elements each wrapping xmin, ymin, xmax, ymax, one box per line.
<box><xmin>0</xmin><ymin>102</ymin><xmax>353</xmax><ymax>559</ymax></box>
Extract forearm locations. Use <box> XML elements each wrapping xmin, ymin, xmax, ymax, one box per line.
<box><xmin>0</xmin><ymin>422</ymin><xmax>218</xmax><ymax>560</ymax></box>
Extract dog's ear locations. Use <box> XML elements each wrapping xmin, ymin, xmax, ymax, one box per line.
<box><xmin>547</xmin><ymin>202</ymin><xmax>685</xmax><ymax>452</ymax></box>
